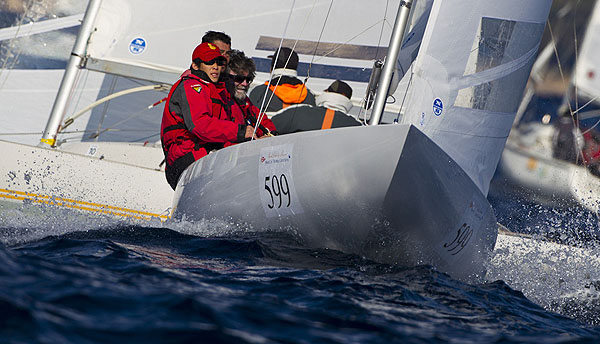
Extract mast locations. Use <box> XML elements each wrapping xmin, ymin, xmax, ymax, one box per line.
<box><xmin>369</xmin><ymin>0</ymin><xmax>413</xmax><ymax>125</ymax></box>
<box><xmin>40</xmin><ymin>0</ymin><xmax>103</xmax><ymax>147</ymax></box>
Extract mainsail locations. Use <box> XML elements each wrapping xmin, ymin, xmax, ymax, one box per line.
<box><xmin>84</xmin><ymin>0</ymin><xmax>405</xmax><ymax>95</ymax></box>
<box><xmin>399</xmin><ymin>1</ymin><xmax>552</xmax><ymax>195</ymax></box>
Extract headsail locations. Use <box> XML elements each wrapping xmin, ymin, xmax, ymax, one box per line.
<box><xmin>573</xmin><ymin>0</ymin><xmax>600</xmax><ymax>105</ymax></box>
<box><xmin>399</xmin><ymin>0</ymin><xmax>552</xmax><ymax>195</ymax></box>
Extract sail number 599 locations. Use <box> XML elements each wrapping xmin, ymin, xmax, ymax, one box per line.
<box><xmin>264</xmin><ymin>174</ymin><xmax>291</xmax><ymax>209</ymax></box>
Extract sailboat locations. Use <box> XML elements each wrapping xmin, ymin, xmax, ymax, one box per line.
<box><xmin>170</xmin><ymin>1</ymin><xmax>552</xmax><ymax>281</ymax></box>
<box><xmin>495</xmin><ymin>0</ymin><xmax>600</xmax><ymax>213</ymax></box>
<box><xmin>0</xmin><ymin>0</ymin><xmax>420</xmax><ymax>221</ymax></box>
<box><xmin>0</xmin><ymin>0</ymin><xmax>553</xmax><ymax>281</ymax></box>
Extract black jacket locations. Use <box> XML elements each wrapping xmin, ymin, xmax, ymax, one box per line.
<box><xmin>271</xmin><ymin>105</ymin><xmax>361</xmax><ymax>134</ymax></box>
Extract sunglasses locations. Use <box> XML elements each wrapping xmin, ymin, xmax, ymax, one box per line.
<box><xmin>201</xmin><ymin>57</ymin><xmax>226</xmax><ymax>66</ymax></box>
<box><xmin>229</xmin><ymin>74</ymin><xmax>253</xmax><ymax>83</ymax></box>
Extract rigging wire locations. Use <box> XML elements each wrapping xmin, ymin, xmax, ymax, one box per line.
<box><xmin>0</xmin><ymin>0</ymin><xmax>34</xmax><ymax>90</ymax></box>
<box><xmin>276</xmin><ymin>0</ymin><xmax>335</xmax><ymax>128</ymax></box>
<box><xmin>254</xmin><ymin>0</ymin><xmax>321</xmax><ymax>139</ymax></box>
<box><xmin>572</xmin><ymin>1</ymin><xmax>580</xmax><ymax>123</ymax></box>
<box><xmin>375</xmin><ymin>0</ymin><xmax>391</xmax><ymax>61</ymax></box>
<box><xmin>305</xmin><ymin>0</ymin><xmax>334</xmax><ymax>81</ymax></box>
<box><xmin>93</xmin><ymin>75</ymin><xmax>118</xmax><ymax>140</ymax></box>
<box><xmin>254</xmin><ymin>0</ymin><xmax>298</xmax><ymax>138</ymax></box>
<box><xmin>547</xmin><ymin>12</ymin><xmax>582</xmax><ymax>164</ymax></box>
<box><xmin>358</xmin><ymin>0</ymin><xmax>390</xmax><ymax>124</ymax></box>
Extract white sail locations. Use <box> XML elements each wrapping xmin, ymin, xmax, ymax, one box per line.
<box><xmin>395</xmin><ymin>0</ymin><xmax>433</xmax><ymax>82</ymax></box>
<box><xmin>399</xmin><ymin>0</ymin><xmax>551</xmax><ymax>195</ymax></box>
<box><xmin>573</xmin><ymin>0</ymin><xmax>600</xmax><ymax>104</ymax></box>
<box><xmin>84</xmin><ymin>0</ymin><xmax>407</xmax><ymax>107</ymax></box>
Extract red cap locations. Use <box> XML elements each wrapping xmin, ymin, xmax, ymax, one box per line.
<box><xmin>192</xmin><ymin>42</ymin><xmax>225</xmax><ymax>62</ymax></box>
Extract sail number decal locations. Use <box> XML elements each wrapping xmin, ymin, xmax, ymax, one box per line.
<box><xmin>258</xmin><ymin>144</ymin><xmax>303</xmax><ymax>217</ymax></box>
<box><xmin>264</xmin><ymin>174</ymin><xmax>291</xmax><ymax>209</ymax></box>
<box><xmin>443</xmin><ymin>223</ymin><xmax>473</xmax><ymax>255</ymax></box>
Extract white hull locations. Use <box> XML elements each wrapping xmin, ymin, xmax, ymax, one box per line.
<box><xmin>0</xmin><ymin>140</ymin><xmax>173</xmax><ymax>221</ymax></box>
<box><xmin>172</xmin><ymin>124</ymin><xmax>498</xmax><ymax>281</ymax></box>
<box><xmin>496</xmin><ymin>124</ymin><xmax>600</xmax><ymax>212</ymax></box>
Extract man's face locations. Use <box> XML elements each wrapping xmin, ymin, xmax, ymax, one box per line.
<box><xmin>229</xmin><ymin>70</ymin><xmax>251</xmax><ymax>101</ymax></box>
<box><xmin>211</xmin><ymin>40</ymin><xmax>231</xmax><ymax>62</ymax></box>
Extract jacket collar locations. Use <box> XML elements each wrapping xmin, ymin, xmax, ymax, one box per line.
<box><xmin>271</xmin><ymin>68</ymin><xmax>298</xmax><ymax>78</ymax></box>
<box><xmin>316</xmin><ymin>91</ymin><xmax>353</xmax><ymax>114</ymax></box>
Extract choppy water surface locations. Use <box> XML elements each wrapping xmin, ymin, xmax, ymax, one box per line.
<box><xmin>1</xmin><ymin>201</ymin><xmax>600</xmax><ymax>343</ymax></box>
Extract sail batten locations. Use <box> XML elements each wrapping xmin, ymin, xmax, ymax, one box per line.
<box><xmin>86</xmin><ymin>58</ymin><xmax>182</xmax><ymax>84</ymax></box>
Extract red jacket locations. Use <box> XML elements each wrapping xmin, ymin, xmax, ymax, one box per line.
<box><xmin>231</xmin><ymin>97</ymin><xmax>277</xmax><ymax>137</ymax></box>
<box><xmin>161</xmin><ymin>69</ymin><xmax>246</xmax><ymax>167</ymax></box>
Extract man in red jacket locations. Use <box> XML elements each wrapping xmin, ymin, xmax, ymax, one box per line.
<box><xmin>160</xmin><ymin>42</ymin><xmax>255</xmax><ymax>189</ymax></box>
<box><xmin>226</xmin><ymin>50</ymin><xmax>278</xmax><ymax>137</ymax></box>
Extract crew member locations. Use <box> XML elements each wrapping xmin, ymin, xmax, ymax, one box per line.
<box><xmin>227</xmin><ymin>50</ymin><xmax>278</xmax><ymax>137</ymax></box>
<box><xmin>271</xmin><ymin>80</ymin><xmax>361</xmax><ymax>134</ymax></box>
<box><xmin>249</xmin><ymin>47</ymin><xmax>315</xmax><ymax>113</ymax></box>
<box><xmin>201</xmin><ymin>30</ymin><xmax>232</xmax><ymax>63</ymax></box>
<box><xmin>160</xmin><ymin>42</ymin><xmax>255</xmax><ymax>189</ymax></box>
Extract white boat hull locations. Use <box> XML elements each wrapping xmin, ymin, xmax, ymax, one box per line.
<box><xmin>0</xmin><ymin>140</ymin><xmax>173</xmax><ymax>221</ymax></box>
<box><xmin>172</xmin><ymin>124</ymin><xmax>498</xmax><ymax>281</ymax></box>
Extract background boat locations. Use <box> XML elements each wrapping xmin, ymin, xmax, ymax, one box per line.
<box><xmin>491</xmin><ymin>0</ymin><xmax>600</xmax><ymax>215</ymax></box>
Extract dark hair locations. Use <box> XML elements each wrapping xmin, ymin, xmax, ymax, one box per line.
<box><xmin>269</xmin><ymin>47</ymin><xmax>298</xmax><ymax>70</ymax></box>
<box><xmin>201</xmin><ymin>31</ymin><xmax>231</xmax><ymax>45</ymax></box>
<box><xmin>226</xmin><ymin>49</ymin><xmax>256</xmax><ymax>81</ymax></box>
<box><xmin>326</xmin><ymin>80</ymin><xmax>353</xmax><ymax>99</ymax></box>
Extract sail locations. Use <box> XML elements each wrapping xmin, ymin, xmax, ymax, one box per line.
<box><xmin>395</xmin><ymin>0</ymin><xmax>433</xmax><ymax>82</ymax></box>
<box><xmin>399</xmin><ymin>0</ymin><xmax>552</xmax><ymax>195</ymax></box>
<box><xmin>84</xmin><ymin>0</ymin><xmax>405</xmax><ymax>103</ymax></box>
<box><xmin>386</xmin><ymin>0</ymin><xmax>433</xmax><ymax>97</ymax></box>
<box><xmin>573</xmin><ymin>0</ymin><xmax>600</xmax><ymax>104</ymax></box>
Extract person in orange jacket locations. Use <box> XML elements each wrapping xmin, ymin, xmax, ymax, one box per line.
<box><xmin>160</xmin><ymin>42</ymin><xmax>255</xmax><ymax>189</ymax></box>
<box><xmin>226</xmin><ymin>50</ymin><xmax>278</xmax><ymax>137</ymax></box>
<box><xmin>249</xmin><ymin>47</ymin><xmax>315</xmax><ymax>113</ymax></box>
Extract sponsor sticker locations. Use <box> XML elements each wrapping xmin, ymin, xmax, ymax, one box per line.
<box><xmin>433</xmin><ymin>98</ymin><xmax>443</xmax><ymax>116</ymax></box>
<box><xmin>129</xmin><ymin>37</ymin><xmax>146</xmax><ymax>55</ymax></box>
<box><xmin>87</xmin><ymin>145</ymin><xmax>98</xmax><ymax>156</ymax></box>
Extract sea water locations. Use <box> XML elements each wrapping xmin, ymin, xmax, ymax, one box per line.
<box><xmin>1</xmin><ymin>194</ymin><xmax>600</xmax><ymax>344</ymax></box>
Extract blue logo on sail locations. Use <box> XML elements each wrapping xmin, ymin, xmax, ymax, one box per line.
<box><xmin>433</xmin><ymin>98</ymin><xmax>443</xmax><ymax>116</ymax></box>
<box><xmin>129</xmin><ymin>37</ymin><xmax>146</xmax><ymax>55</ymax></box>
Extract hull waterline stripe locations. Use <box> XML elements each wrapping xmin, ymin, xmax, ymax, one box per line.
<box><xmin>0</xmin><ymin>188</ymin><xmax>169</xmax><ymax>221</ymax></box>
